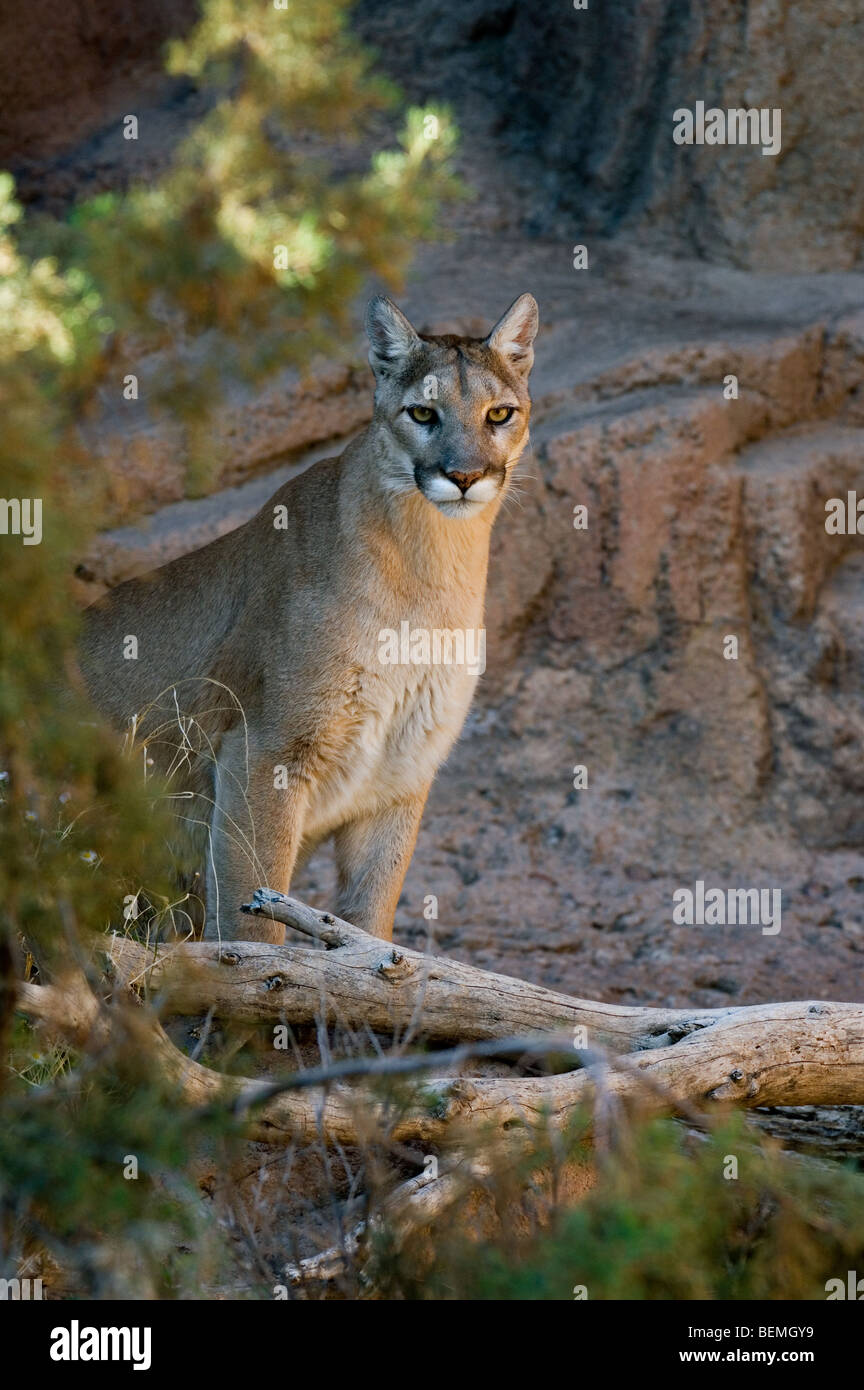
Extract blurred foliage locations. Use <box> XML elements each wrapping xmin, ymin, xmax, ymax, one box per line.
<box><xmin>0</xmin><ymin>168</ymin><xmax>168</xmax><ymax>983</ymax></box>
<box><xmin>24</xmin><ymin>0</ymin><xmax>460</xmax><ymax>455</ymax></box>
<box><xmin>0</xmin><ymin>0</ymin><xmax>457</xmax><ymax>1296</ymax></box>
<box><xmin>371</xmin><ymin>1116</ymin><xmax>864</xmax><ymax>1301</ymax></box>
<box><xmin>3</xmin><ymin>1016</ymin><xmax>243</xmax><ymax>1298</ymax></box>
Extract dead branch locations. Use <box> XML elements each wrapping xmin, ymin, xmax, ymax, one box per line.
<box><xmin>281</xmin><ymin>1160</ymin><xmax>483</xmax><ymax>1288</ymax></box>
<box><xmin>106</xmin><ymin>888</ymin><xmax>747</xmax><ymax>1052</ymax></box>
<box><xmin>18</xmin><ymin>890</ymin><xmax>864</xmax><ymax>1152</ymax></box>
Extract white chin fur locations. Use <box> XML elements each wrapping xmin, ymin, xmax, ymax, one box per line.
<box><xmin>463</xmin><ymin>476</ymin><xmax>500</xmax><ymax>503</ymax></box>
<box><xmin>422</xmin><ymin>473</ymin><xmax>500</xmax><ymax>516</ymax></box>
<box><xmin>424</xmin><ymin>475</ymin><xmax>464</xmax><ymax>502</ymax></box>
<box><xmin>430</xmin><ymin>495</ymin><xmax>495</xmax><ymax>520</ymax></box>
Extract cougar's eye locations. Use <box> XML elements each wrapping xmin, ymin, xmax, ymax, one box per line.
<box><xmin>407</xmin><ymin>405</ymin><xmax>437</xmax><ymax>424</ymax></box>
<box><xmin>487</xmin><ymin>406</ymin><xmax>515</xmax><ymax>425</ymax></box>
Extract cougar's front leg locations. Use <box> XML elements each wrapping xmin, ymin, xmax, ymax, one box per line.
<box><xmin>333</xmin><ymin>793</ymin><xmax>428</xmax><ymax>940</ymax></box>
<box><xmin>204</xmin><ymin>730</ymin><xmax>311</xmax><ymax>944</ymax></box>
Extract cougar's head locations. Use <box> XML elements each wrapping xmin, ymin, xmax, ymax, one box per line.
<box><xmin>365</xmin><ymin>293</ymin><xmax>539</xmax><ymax>520</ymax></box>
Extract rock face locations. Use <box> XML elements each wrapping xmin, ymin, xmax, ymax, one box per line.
<box><xmin>79</xmin><ymin>359</ymin><xmax>374</xmax><ymax>528</ymax></box>
<box><xmin>0</xmin><ymin>1</ymin><xmax>198</xmax><ymax>172</ymax></box>
<box><xmin>6</xmin><ymin>1</ymin><xmax>864</xmax><ymax>268</ymax></box>
<box><xmin>354</xmin><ymin>0</ymin><xmax>864</xmax><ymax>270</ymax></box>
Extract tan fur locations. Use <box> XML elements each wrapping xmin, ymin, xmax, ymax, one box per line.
<box><xmin>79</xmin><ymin>294</ymin><xmax>539</xmax><ymax>942</ymax></box>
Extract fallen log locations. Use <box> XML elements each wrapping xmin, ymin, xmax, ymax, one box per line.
<box><xmin>15</xmin><ymin>889</ymin><xmax>864</xmax><ymax>1293</ymax></box>
<box><xmin>106</xmin><ymin>888</ymin><xmax>803</xmax><ymax>1055</ymax></box>
<box><xmin>22</xmin><ymin>889</ymin><xmax>864</xmax><ymax>1150</ymax></box>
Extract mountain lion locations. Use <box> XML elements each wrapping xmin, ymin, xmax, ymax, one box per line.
<box><xmin>80</xmin><ymin>292</ymin><xmax>539</xmax><ymax>943</ymax></box>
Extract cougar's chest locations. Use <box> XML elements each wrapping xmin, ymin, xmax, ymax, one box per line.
<box><xmin>305</xmin><ymin>658</ymin><xmax>477</xmax><ymax>837</ymax></box>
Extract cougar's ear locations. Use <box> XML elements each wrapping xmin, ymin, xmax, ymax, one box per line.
<box><xmin>365</xmin><ymin>295</ymin><xmax>422</xmax><ymax>376</ymax></box>
<box><xmin>485</xmin><ymin>293</ymin><xmax>539</xmax><ymax>376</ymax></box>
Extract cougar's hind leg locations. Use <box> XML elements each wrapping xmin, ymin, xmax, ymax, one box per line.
<box><xmin>204</xmin><ymin>729</ymin><xmax>312</xmax><ymax>944</ymax></box>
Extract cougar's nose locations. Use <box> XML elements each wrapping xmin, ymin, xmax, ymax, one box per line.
<box><xmin>445</xmin><ymin>467</ymin><xmax>485</xmax><ymax>493</ymax></box>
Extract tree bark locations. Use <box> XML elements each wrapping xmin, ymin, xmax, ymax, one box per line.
<box><xmin>107</xmin><ymin>888</ymin><xmax>790</xmax><ymax>1053</ymax></box>
<box><xmin>18</xmin><ymin>888</ymin><xmax>860</xmax><ymax>1150</ymax></box>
